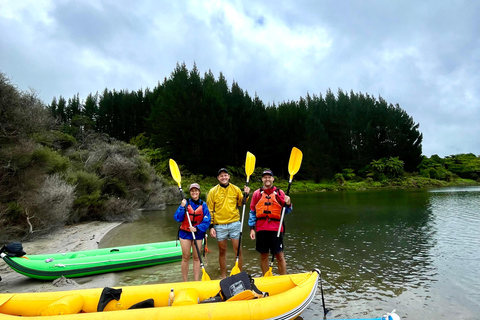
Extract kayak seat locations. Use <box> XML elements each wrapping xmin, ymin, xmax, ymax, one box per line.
<box><xmin>172</xmin><ymin>288</ymin><xmax>200</xmax><ymax>306</ymax></box>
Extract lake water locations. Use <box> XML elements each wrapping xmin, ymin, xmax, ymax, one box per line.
<box><xmin>101</xmin><ymin>186</ymin><xmax>480</xmax><ymax>319</ymax></box>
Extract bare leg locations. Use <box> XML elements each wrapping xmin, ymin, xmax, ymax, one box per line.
<box><xmin>231</xmin><ymin>238</ymin><xmax>243</xmax><ymax>270</ymax></box>
<box><xmin>276</xmin><ymin>251</ymin><xmax>287</xmax><ymax>275</ymax></box>
<box><xmin>217</xmin><ymin>240</ymin><xmax>228</xmax><ymax>278</ymax></box>
<box><xmin>260</xmin><ymin>252</ymin><xmax>270</xmax><ymax>275</ymax></box>
<box><xmin>179</xmin><ymin>239</ymin><xmax>192</xmax><ymax>282</ymax></box>
<box><xmin>192</xmin><ymin>239</ymin><xmax>203</xmax><ymax>280</ymax></box>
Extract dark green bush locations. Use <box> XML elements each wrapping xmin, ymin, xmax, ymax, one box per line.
<box><xmin>31</xmin><ymin>146</ymin><xmax>70</xmax><ymax>174</ymax></box>
<box><xmin>102</xmin><ymin>178</ymin><xmax>127</xmax><ymax>197</ymax></box>
<box><xmin>67</xmin><ymin>170</ymin><xmax>103</xmax><ymax>195</ymax></box>
<box><xmin>31</xmin><ymin>130</ymin><xmax>77</xmax><ymax>150</ymax></box>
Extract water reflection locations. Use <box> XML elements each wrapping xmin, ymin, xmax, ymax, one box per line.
<box><xmin>101</xmin><ymin>187</ymin><xmax>480</xmax><ymax>319</ymax></box>
<box><xmin>284</xmin><ymin>190</ymin><xmax>438</xmax><ymax>318</ymax></box>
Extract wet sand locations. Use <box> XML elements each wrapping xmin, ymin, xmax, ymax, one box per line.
<box><xmin>0</xmin><ymin>221</ymin><xmax>122</xmax><ymax>293</ymax></box>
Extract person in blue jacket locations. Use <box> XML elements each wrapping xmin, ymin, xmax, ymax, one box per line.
<box><xmin>174</xmin><ymin>183</ymin><xmax>211</xmax><ymax>281</ymax></box>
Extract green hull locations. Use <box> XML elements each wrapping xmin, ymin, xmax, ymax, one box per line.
<box><xmin>1</xmin><ymin>241</ymin><xmax>182</xmax><ymax>280</ymax></box>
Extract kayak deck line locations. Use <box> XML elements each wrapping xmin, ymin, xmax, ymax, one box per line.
<box><xmin>51</xmin><ymin>249</ymin><xmax>184</xmax><ymax>267</ymax></box>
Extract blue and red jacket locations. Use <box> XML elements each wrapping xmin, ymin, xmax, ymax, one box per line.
<box><xmin>174</xmin><ymin>199</ymin><xmax>211</xmax><ymax>240</ymax></box>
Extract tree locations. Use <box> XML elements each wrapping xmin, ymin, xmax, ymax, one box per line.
<box><xmin>47</xmin><ymin>65</ymin><xmax>425</xmax><ymax>180</ymax></box>
<box><xmin>369</xmin><ymin>157</ymin><xmax>405</xmax><ymax>180</ymax></box>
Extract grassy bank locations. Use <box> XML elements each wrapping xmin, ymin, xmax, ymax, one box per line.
<box><xmin>165</xmin><ymin>174</ymin><xmax>479</xmax><ymax>202</ymax></box>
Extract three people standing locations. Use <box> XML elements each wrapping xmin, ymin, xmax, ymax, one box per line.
<box><xmin>174</xmin><ymin>168</ymin><xmax>293</xmax><ymax>280</ymax></box>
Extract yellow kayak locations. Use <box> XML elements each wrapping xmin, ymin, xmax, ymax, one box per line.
<box><xmin>0</xmin><ymin>269</ymin><xmax>319</xmax><ymax>319</ymax></box>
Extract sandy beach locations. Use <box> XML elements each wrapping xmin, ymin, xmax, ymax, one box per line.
<box><xmin>0</xmin><ymin>221</ymin><xmax>122</xmax><ymax>293</ymax></box>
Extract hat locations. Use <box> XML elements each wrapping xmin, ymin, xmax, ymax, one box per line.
<box><xmin>262</xmin><ymin>169</ymin><xmax>274</xmax><ymax>177</ymax></box>
<box><xmin>189</xmin><ymin>183</ymin><xmax>201</xmax><ymax>191</ymax></box>
<box><xmin>218</xmin><ymin>168</ymin><xmax>229</xmax><ymax>175</ymax></box>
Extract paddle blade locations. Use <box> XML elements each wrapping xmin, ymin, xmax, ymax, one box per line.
<box><xmin>169</xmin><ymin>159</ymin><xmax>182</xmax><ymax>187</ymax></box>
<box><xmin>201</xmin><ymin>268</ymin><xmax>211</xmax><ymax>281</ymax></box>
<box><xmin>288</xmin><ymin>147</ymin><xmax>303</xmax><ymax>179</ymax></box>
<box><xmin>230</xmin><ymin>261</ymin><xmax>241</xmax><ymax>276</ymax></box>
<box><xmin>245</xmin><ymin>152</ymin><xmax>256</xmax><ymax>179</ymax></box>
<box><xmin>264</xmin><ymin>267</ymin><xmax>273</xmax><ymax>277</ymax></box>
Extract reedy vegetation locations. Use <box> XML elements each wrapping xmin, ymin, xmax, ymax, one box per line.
<box><xmin>0</xmin><ymin>73</ymin><xmax>176</xmax><ymax>241</ymax></box>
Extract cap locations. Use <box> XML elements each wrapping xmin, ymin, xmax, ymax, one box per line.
<box><xmin>262</xmin><ymin>169</ymin><xmax>274</xmax><ymax>177</ymax></box>
<box><xmin>218</xmin><ymin>168</ymin><xmax>229</xmax><ymax>175</ymax></box>
<box><xmin>189</xmin><ymin>183</ymin><xmax>201</xmax><ymax>191</ymax></box>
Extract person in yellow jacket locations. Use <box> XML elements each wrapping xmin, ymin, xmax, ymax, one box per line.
<box><xmin>207</xmin><ymin>168</ymin><xmax>250</xmax><ymax>278</ymax></box>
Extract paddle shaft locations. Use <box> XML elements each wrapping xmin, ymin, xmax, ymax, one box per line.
<box><xmin>276</xmin><ymin>180</ymin><xmax>292</xmax><ymax>237</ymax></box>
<box><xmin>268</xmin><ymin>181</ymin><xmax>292</xmax><ymax>269</ymax></box>
<box><xmin>234</xmin><ymin>180</ymin><xmax>250</xmax><ymax>260</ymax></box>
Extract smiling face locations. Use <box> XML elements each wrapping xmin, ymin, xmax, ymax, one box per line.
<box><xmin>189</xmin><ymin>188</ymin><xmax>200</xmax><ymax>200</ymax></box>
<box><xmin>261</xmin><ymin>174</ymin><xmax>274</xmax><ymax>189</ymax></box>
<box><xmin>217</xmin><ymin>172</ymin><xmax>230</xmax><ymax>185</ymax></box>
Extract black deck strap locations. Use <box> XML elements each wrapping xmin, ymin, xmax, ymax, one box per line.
<box><xmin>97</xmin><ymin>287</ymin><xmax>123</xmax><ymax>312</ymax></box>
<box><xmin>199</xmin><ymin>293</ymin><xmax>223</xmax><ymax>304</ymax></box>
<box><xmin>128</xmin><ymin>298</ymin><xmax>155</xmax><ymax>309</ymax></box>
<box><xmin>250</xmin><ymin>277</ymin><xmax>268</xmax><ymax>297</ymax></box>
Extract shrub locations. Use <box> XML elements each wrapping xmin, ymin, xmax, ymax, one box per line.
<box><xmin>101</xmin><ymin>198</ymin><xmax>140</xmax><ymax>222</ymax></box>
<box><xmin>0</xmin><ymin>139</ymin><xmax>37</xmax><ymax>171</ymax></box>
<box><xmin>32</xmin><ymin>130</ymin><xmax>77</xmax><ymax>150</ymax></box>
<box><xmin>334</xmin><ymin>173</ymin><xmax>345</xmax><ymax>184</ymax></box>
<box><xmin>32</xmin><ymin>146</ymin><xmax>70</xmax><ymax>174</ymax></box>
<box><xmin>6</xmin><ymin>202</ymin><xmax>23</xmax><ymax>220</ymax></box>
<box><xmin>72</xmin><ymin>192</ymin><xmax>105</xmax><ymax>222</ymax></box>
<box><xmin>102</xmin><ymin>178</ymin><xmax>127</xmax><ymax>197</ymax></box>
<box><xmin>101</xmin><ymin>154</ymin><xmax>137</xmax><ymax>182</ymax></box>
<box><xmin>30</xmin><ymin>174</ymin><xmax>75</xmax><ymax>232</ymax></box>
<box><xmin>67</xmin><ymin>170</ymin><xmax>103</xmax><ymax>195</ymax></box>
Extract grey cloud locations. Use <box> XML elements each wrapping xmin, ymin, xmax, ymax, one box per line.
<box><xmin>0</xmin><ymin>0</ymin><xmax>478</xmax><ymax>157</ymax></box>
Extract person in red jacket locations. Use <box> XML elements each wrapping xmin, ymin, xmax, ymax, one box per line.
<box><xmin>248</xmin><ymin>169</ymin><xmax>292</xmax><ymax>275</ymax></box>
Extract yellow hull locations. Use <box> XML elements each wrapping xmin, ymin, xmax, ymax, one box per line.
<box><xmin>0</xmin><ymin>270</ymin><xmax>319</xmax><ymax>319</ymax></box>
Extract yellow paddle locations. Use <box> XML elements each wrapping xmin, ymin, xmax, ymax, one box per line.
<box><xmin>169</xmin><ymin>159</ymin><xmax>211</xmax><ymax>281</ymax></box>
<box><xmin>264</xmin><ymin>147</ymin><xmax>303</xmax><ymax>277</ymax></box>
<box><xmin>230</xmin><ymin>152</ymin><xmax>256</xmax><ymax>276</ymax></box>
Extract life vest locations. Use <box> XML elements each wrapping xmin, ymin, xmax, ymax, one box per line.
<box><xmin>180</xmin><ymin>200</ymin><xmax>205</xmax><ymax>232</ymax></box>
<box><xmin>255</xmin><ymin>188</ymin><xmax>283</xmax><ymax>220</ymax></box>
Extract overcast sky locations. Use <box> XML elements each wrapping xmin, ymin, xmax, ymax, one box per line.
<box><xmin>1</xmin><ymin>0</ymin><xmax>479</xmax><ymax>157</ymax></box>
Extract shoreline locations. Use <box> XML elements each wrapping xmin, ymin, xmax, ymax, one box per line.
<box><xmin>0</xmin><ymin>221</ymin><xmax>122</xmax><ymax>293</ymax></box>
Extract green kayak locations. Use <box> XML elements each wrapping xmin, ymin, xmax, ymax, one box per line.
<box><xmin>0</xmin><ymin>240</ymin><xmax>182</xmax><ymax>280</ymax></box>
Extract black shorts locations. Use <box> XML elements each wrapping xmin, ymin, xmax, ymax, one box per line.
<box><xmin>255</xmin><ymin>231</ymin><xmax>284</xmax><ymax>254</ymax></box>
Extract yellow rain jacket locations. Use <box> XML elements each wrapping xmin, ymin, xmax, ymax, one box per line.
<box><xmin>207</xmin><ymin>184</ymin><xmax>244</xmax><ymax>225</ymax></box>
